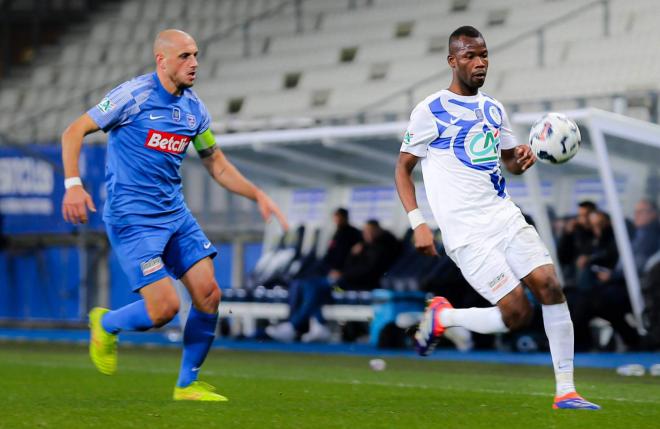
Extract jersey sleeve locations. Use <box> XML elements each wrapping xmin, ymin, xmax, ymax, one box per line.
<box><xmin>400</xmin><ymin>103</ymin><xmax>439</xmax><ymax>158</ymax></box>
<box><xmin>499</xmin><ymin>106</ymin><xmax>520</xmax><ymax>150</ymax></box>
<box><xmin>87</xmin><ymin>83</ymin><xmax>136</xmax><ymax>132</ymax></box>
<box><xmin>196</xmin><ymin>98</ymin><xmax>211</xmax><ymax>135</ymax></box>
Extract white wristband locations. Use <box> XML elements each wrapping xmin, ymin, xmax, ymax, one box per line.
<box><xmin>64</xmin><ymin>177</ymin><xmax>82</xmax><ymax>189</ymax></box>
<box><xmin>407</xmin><ymin>208</ymin><xmax>426</xmax><ymax>230</ymax></box>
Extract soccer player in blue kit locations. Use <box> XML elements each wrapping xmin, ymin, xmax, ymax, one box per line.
<box><xmin>61</xmin><ymin>29</ymin><xmax>289</xmax><ymax>401</ymax></box>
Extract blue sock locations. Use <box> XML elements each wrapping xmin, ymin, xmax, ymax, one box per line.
<box><xmin>176</xmin><ymin>306</ymin><xmax>218</xmax><ymax>388</ymax></box>
<box><xmin>101</xmin><ymin>300</ymin><xmax>154</xmax><ymax>335</ymax></box>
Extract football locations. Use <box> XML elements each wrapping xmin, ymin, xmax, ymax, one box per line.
<box><xmin>528</xmin><ymin>112</ymin><xmax>581</xmax><ymax>164</ymax></box>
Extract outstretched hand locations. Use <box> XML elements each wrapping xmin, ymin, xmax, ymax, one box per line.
<box><xmin>413</xmin><ymin>223</ymin><xmax>438</xmax><ymax>257</ymax></box>
<box><xmin>514</xmin><ymin>145</ymin><xmax>537</xmax><ymax>172</ymax></box>
<box><xmin>62</xmin><ymin>185</ymin><xmax>96</xmax><ymax>224</ymax></box>
<box><xmin>255</xmin><ymin>189</ymin><xmax>289</xmax><ymax>231</ymax></box>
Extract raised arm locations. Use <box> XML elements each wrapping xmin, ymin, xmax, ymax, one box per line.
<box><xmin>194</xmin><ymin>130</ymin><xmax>288</xmax><ymax>231</ymax></box>
<box><xmin>395</xmin><ymin>152</ymin><xmax>437</xmax><ymax>257</ymax></box>
<box><xmin>61</xmin><ymin>113</ymin><xmax>99</xmax><ymax>224</ymax></box>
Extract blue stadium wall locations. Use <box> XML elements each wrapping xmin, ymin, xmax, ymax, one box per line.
<box><xmin>0</xmin><ymin>145</ymin><xmax>262</xmax><ymax>322</ymax></box>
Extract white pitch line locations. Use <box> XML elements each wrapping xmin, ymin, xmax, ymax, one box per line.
<box><xmin>5</xmin><ymin>358</ymin><xmax>660</xmax><ymax>405</ymax></box>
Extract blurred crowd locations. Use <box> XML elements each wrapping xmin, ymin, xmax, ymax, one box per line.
<box><xmin>555</xmin><ymin>199</ymin><xmax>660</xmax><ymax>351</ymax></box>
<box><xmin>265</xmin><ymin>200</ymin><xmax>660</xmax><ymax>352</ymax></box>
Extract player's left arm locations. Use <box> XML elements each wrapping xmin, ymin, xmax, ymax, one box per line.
<box><xmin>499</xmin><ymin>105</ymin><xmax>536</xmax><ymax>175</ymax></box>
<box><xmin>194</xmin><ymin>129</ymin><xmax>289</xmax><ymax>231</ymax></box>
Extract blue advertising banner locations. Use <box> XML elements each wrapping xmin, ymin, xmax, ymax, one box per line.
<box><xmin>0</xmin><ymin>145</ymin><xmax>106</xmax><ymax>234</ymax></box>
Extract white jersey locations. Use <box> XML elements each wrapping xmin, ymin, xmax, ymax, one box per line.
<box><xmin>401</xmin><ymin>89</ymin><xmax>525</xmax><ymax>252</ymax></box>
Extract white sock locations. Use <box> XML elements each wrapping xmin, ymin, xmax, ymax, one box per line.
<box><xmin>542</xmin><ymin>302</ymin><xmax>576</xmax><ymax>397</ymax></box>
<box><xmin>439</xmin><ymin>307</ymin><xmax>509</xmax><ymax>334</ymax></box>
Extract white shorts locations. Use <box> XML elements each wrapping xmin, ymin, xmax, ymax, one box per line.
<box><xmin>447</xmin><ymin>223</ymin><xmax>553</xmax><ymax>305</ymax></box>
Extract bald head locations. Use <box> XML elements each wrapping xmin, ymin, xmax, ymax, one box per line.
<box><xmin>153</xmin><ymin>29</ymin><xmax>199</xmax><ymax>94</ymax></box>
<box><xmin>154</xmin><ymin>29</ymin><xmax>196</xmax><ymax>57</ymax></box>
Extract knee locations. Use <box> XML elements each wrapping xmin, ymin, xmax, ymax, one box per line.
<box><xmin>535</xmin><ymin>276</ymin><xmax>565</xmax><ymax>305</ymax></box>
<box><xmin>502</xmin><ymin>300</ymin><xmax>533</xmax><ymax>331</ymax></box>
<box><xmin>150</xmin><ymin>297</ymin><xmax>180</xmax><ymax>327</ymax></box>
<box><xmin>193</xmin><ymin>280</ymin><xmax>221</xmax><ymax>313</ymax></box>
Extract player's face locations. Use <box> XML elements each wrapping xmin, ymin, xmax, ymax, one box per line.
<box><xmin>449</xmin><ymin>36</ymin><xmax>488</xmax><ymax>90</ymax></box>
<box><xmin>165</xmin><ymin>40</ymin><xmax>199</xmax><ymax>89</ymax></box>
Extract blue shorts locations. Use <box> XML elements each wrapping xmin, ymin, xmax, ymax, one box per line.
<box><xmin>107</xmin><ymin>213</ymin><xmax>218</xmax><ymax>292</ymax></box>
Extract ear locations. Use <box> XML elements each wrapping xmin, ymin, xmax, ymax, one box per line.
<box><xmin>447</xmin><ymin>54</ymin><xmax>456</xmax><ymax>69</ymax></box>
<box><xmin>155</xmin><ymin>53</ymin><xmax>165</xmax><ymax>70</ymax></box>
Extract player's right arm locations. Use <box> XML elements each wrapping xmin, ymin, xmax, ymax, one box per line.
<box><xmin>61</xmin><ymin>113</ymin><xmax>99</xmax><ymax>224</ymax></box>
<box><xmin>395</xmin><ymin>103</ymin><xmax>438</xmax><ymax>257</ymax></box>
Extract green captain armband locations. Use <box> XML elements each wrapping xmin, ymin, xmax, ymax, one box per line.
<box><xmin>193</xmin><ymin>129</ymin><xmax>217</xmax><ymax>158</ymax></box>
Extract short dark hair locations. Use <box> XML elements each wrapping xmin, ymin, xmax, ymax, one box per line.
<box><xmin>335</xmin><ymin>207</ymin><xmax>349</xmax><ymax>219</ymax></box>
<box><xmin>578</xmin><ymin>200</ymin><xmax>597</xmax><ymax>211</ymax></box>
<box><xmin>366</xmin><ymin>219</ymin><xmax>380</xmax><ymax>229</ymax></box>
<box><xmin>448</xmin><ymin>25</ymin><xmax>484</xmax><ymax>51</ymax></box>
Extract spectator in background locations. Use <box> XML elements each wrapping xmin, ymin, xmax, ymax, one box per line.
<box><xmin>557</xmin><ymin>200</ymin><xmax>597</xmax><ymax>286</ymax></box>
<box><xmin>588</xmin><ymin>199</ymin><xmax>659</xmax><ymax>349</ymax></box>
<box><xmin>581</xmin><ymin>210</ymin><xmax>619</xmax><ymax>274</ymax></box>
<box><xmin>321</xmin><ymin>208</ymin><xmax>363</xmax><ymax>273</ymax></box>
<box><xmin>630</xmin><ymin>199</ymin><xmax>660</xmax><ymax>271</ymax></box>
<box><xmin>266</xmin><ymin>208</ymin><xmax>361</xmax><ymax>343</ymax></box>
<box><xmin>568</xmin><ymin>208</ymin><xmax>649</xmax><ymax>350</ymax></box>
<box><xmin>328</xmin><ymin>220</ymin><xmax>402</xmax><ymax>291</ymax></box>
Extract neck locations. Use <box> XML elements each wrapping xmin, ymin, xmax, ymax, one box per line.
<box><xmin>156</xmin><ymin>70</ymin><xmax>182</xmax><ymax>96</ymax></box>
<box><xmin>447</xmin><ymin>79</ymin><xmax>478</xmax><ymax>96</ymax></box>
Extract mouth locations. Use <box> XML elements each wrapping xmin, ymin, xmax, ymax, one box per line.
<box><xmin>187</xmin><ymin>70</ymin><xmax>196</xmax><ymax>80</ymax></box>
<box><xmin>472</xmin><ymin>71</ymin><xmax>486</xmax><ymax>80</ymax></box>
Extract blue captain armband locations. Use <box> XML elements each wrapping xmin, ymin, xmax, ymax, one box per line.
<box><xmin>193</xmin><ymin>129</ymin><xmax>217</xmax><ymax>158</ymax></box>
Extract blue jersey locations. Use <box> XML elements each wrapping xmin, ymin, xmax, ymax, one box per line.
<box><xmin>87</xmin><ymin>73</ymin><xmax>211</xmax><ymax>225</ymax></box>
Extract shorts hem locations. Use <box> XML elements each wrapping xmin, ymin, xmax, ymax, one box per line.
<box><xmin>131</xmin><ymin>270</ymin><xmax>170</xmax><ymax>293</ymax></box>
<box><xmin>516</xmin><ymin>258</ymin><xmax>554</xmax><ymax>281</ymax></box>
<box><xmin>173</xmin><ymin>249</ymin><xmax>218</xmax><ymax>280</ymax></box>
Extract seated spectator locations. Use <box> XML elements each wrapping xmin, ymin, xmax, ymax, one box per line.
<box><xmin>266</xmin><ymin>219</ymin><xmax>402</xmax><ymax>343</ymax></box>
<box><xmin>591</xmin><ymin>199</ymin><xmax>659</xmax><ymax>349</ymax></box>
<box><xmin>266</xmin><ymin>213</ymin><xmax>390</xmax><ymax>342</ymax></box>
<box><xmin>329</xmin><ymin>220</ymin><xmax>402</xmax><ymax>291</ymax></box>
<box><xmin>567</xmin><ymin>209</ymin><xmax>644</xmax><ymax>350</ymax></box>
<box><xmin>631</xmin><ymin>199</ymin><xmax>660</xmax><ymax>271</ymax></box>
<box><xmin>557</xmin><ymin>201</ymin><xmax>597</xmax><ymax>287</ymax></box>
<box><xmin>321</xmin><ymin>208</ymin><xmax>363</xmax><ymax>274</ymax></box>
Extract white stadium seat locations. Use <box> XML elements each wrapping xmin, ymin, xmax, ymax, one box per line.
<box><xmin>3</xmin><ymin>0</ymin><xmax>660</xmax><ymax>138</ymax></box>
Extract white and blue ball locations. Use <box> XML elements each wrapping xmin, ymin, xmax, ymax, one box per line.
<box><xmin>529</xmin><ymin>112</ymin><xmax>581</xmax><ymax>164</ymax></box>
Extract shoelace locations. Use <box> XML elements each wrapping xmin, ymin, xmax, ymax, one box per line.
<box><xmin>193</xmin><ymin>381</ymin><xmax>216</xmax><ymax>392</ymax></box>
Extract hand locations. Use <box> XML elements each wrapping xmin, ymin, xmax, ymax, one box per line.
<box><xmin>350</xmin><ymin>242</ymin><xmax>363</xmax><ymax>255</ymax></box>
<box><xmin>514</xmin><ymin>145</ymin><xmax>536</xmax><ymax>172</ymax></box>
<box><xmin>413</xmin><ymin>224</ymin><xmax>438</xmax><ymax>257</ymax></box>
<box><xmin>255</xmin><ymin>189</ymin><xmax>289</xmax><ymax>231</ymax></box>
<box><xmin>62</xmin><ymin>185</ymin><xmax>96</xmax><ymax>224</ymax></box>
<box><xmin>596</xmin><ymin>270</ymin><xmax>612</xmax><ymax>282</ymax></box>
<box><xmin>576</xmin><ymin>255</ymin><xmax>590</xmax><ymax>269</ymax></box>
<box><xmin>328</xmin><ymin>270</ymin><xmax>341</xmax><ymax>281</ymax></box>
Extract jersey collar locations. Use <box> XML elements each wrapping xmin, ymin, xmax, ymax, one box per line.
<box><xmin>152</xmin><ymin>72</ymin><xmax>183</xmax><ymax>103</ymax></box>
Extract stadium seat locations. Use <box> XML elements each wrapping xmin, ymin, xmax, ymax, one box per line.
<box><xmin>2</xmin><ymin>0</ymin><xmax>660</xmax><ymax>139</ymax></box>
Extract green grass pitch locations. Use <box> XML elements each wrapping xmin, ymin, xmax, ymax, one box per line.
<box><xmin>1</xmin><ymin>343</ymin><xmax>658</xmax><ymax>428</ymax></box>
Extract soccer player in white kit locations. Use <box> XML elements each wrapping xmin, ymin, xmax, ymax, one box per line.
<box><xmin>394</xmin><ymin>26</ymin><xmax>600</xmax><ymax>410</ymax></box>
